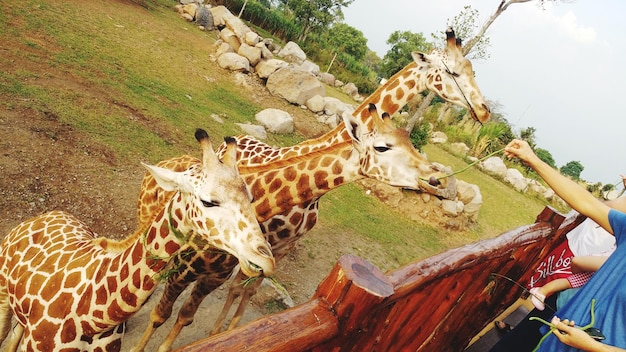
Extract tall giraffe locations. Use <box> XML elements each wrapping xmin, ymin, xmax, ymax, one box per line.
<box><xmin>0</xmin><ymin>129</ymin><xmax>274</xmax><ymax>351</ymax></box>
<box><xmin>132</xmin><ymin>27</ymin><xmax>490</xmax><ymax>351</ymax></box>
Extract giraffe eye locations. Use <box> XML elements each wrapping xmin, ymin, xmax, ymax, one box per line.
<box><xmin>374</xmin><ymin>146</ymin><xmax>391</xmax><ymax>153</ymax></box>
<box><xmin>201</xmin><ymin>199</ymin><xmax>219</xmax><ymax>208</ymax></box>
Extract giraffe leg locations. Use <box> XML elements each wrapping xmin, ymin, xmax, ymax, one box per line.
<box><xmin>225</xmin><ymin>276</ymin><xmax>263</xmax><ymax>332</ymax></box>
<box><xmin>0</xmin><ymin>284</ymin><xmax>15</xmax><ymax>347</ymax></box>
<box><xmin>130</xmin><ymin>277</ymin><xmax>190</xmax><ymax>352</ymax></box>
<box><xmin>209</xmin><ymin>269</ymin><xmax>248</xmax><ymax>335</ymax></box>
<box><xmin>156</xmin><ymin>275</ymin><xmax>225</xmax><ymax>352</ymax></box>
<box><xmin>4</xmin><ymin>323</ymin><xmax>23</xmax><ymax>352</ymax></box>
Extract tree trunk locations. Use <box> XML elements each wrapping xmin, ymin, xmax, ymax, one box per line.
<box><xmin>404</xmin><ymin>91</ymin><xmax>435</xmax><ymax>133</ymax></box>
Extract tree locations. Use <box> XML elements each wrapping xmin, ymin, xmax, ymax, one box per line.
<box><xmin>379</xmin><ymin>30</ymin><xmax>432</xmax><ymax>78</ymax></box>
<box><xmin>281</xmin><ymin>0</ymin><xmax>354</xmax><ymax>42</ymax></box>
<box><xmin>326</xmin><ymin>23</ymin><xmax>367</xmax><ymax>60</ymax></box>
<box><xmin>520</xmin><ymin>126</ymin><xmax>537</xmax><ymax>148</ymax></box>
<box><xmin>535</xmin><ymin>148</ymin><xmax>556</xmax><ymax>168</ymax></box>
<box><xmin>560</xmin><ymin>161</ymin><xmax>584</xmax><ymax>180</ymax></box>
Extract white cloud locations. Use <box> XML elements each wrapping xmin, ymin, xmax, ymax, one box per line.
<box><xmin>550</xmin><ymin>11</ymin><xmax>596</xmax><ymax>44</ymax></box>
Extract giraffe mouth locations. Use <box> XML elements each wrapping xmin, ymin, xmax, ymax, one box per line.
<box><xmin>241</xmin><ymin>261</ymin><xmax>265</xmax><ymax>277</ymax></box>
<box><xmin>418</xmin><ymin>174</ymin><xmax>457</xmax><ymax>199</ymax></box>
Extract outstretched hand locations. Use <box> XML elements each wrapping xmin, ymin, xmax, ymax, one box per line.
<box><xmin>503</xmin><ymin>139</ymin><xmax>537</xmax><ymax>165</ymax></box>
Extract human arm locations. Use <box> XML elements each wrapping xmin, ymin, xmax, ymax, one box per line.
<box><xmin>503</xmin><ymin>139</ymin><xmax>612</xmax><ymax>234</ymax></box>
<box><xmin>551</xmin><ymin>317</ymin><xmax>625</xmax><ymax>351</ymax></box>
<box><xmin>571</xmin><ymin>256</ymin><xmax>609</xmax><ymax>273</ymax></box>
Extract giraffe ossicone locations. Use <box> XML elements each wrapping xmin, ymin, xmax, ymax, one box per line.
<box><xmin>0</xmin><ymin>129</ymin><xmax>273</xmax><ymax>351</ymax></box>
<box><xmin>132</xmin><ymin>27</ymin><xmax>490</xmax><ymax>351</ymax></box>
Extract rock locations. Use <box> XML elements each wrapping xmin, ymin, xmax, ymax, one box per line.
<box><xmin>277</xmin><ymin>41</ymin><xmax>306</xmax><ymax>64</ymax></box>
<box><xmin>219</xmin><ymin>27</ymin><xmax>240</xmax><ymax>52</ymax></box>
<box><xmin>456</xmin><ymin>180</ymin><xmax>476</xmax><ymax>204</ymax></box>
<box><xmin>504</xmin><ymin>168</ymin><xmax>529</xmax><ymax>192</ymax></box>
<box><xmin>195</xmin><ymin>5</ymin><xmax>213</xmax><ymax>29</ymax></box>
<box><xmin>461</xmin><ymin>184</ymin><xmax>482</xmax><ymax>221</ymax></box>
<box><xmin>214</xmin><ymin>41</ymin><xmax>233</xmax><ymax>57</ymax></box>
<box><xmin>430</xmin><ymin>131</ymin><xmax>448</xmax><ymax>144</ymax></box>
<box><xmin>449</xmin><ymin>142</ymin><xmax>470</xmax><ymax>155</ymax></box>
<box><xmin>209</xmin><ymin>5</ymin><xmax>229</xmax><ymax>27</ymax></box>
<box><xmin>245</xmin><ymin>31</ymin><xmax>261</xmax><ymax>46</ymax></box>
<box><xmin>299</xmin><ymin>60</ymin><xmax>320</xmax><ymax>76</ymax></box>
<box><xmin>323</xmin><ymin>97</ymin><xmax>353</xmax><ymax>116</ymax></box>
<box><xmin>255</xmin><ymin>108</ymin><xmax>294</xmax><ymax>134</ymax></box>
<box><xmin>479</xmin><ymin>156</ymin><xmax>507</xmax><ymax>178</ymax></box>
<box><xmin>266</xmin><ymin>66</ymin><xmax>325</xmax><ymax>105</ymax></box>
<box><xmin>256</xmin><ymin>42</ymin><xmax>273</xmax><ymax>60</ymax></box>
<box><xmin>255</xmin><ymin>59</ymin><xmax>287</xmax><ymax>79</ymax></box>
<box><xmin>342</xmin><ymin>82</ymin><xmax>358</xmax><ymax>97</ymax></box>
<box><xmin>236</xmin><ymin>123</ymin><xmax>267</xmax><ymax>140</ymax></box>
<box><xmin>238</xmin><ymin>43</ymin><xmax>261</xmax><ymax>66</ymax></box>
<box><xmin>305</xmin><ymin>95</ymin><xmax>325</xmax><ymax>113</ymax></box>
<box><xmin>217</xmin><ymin>52</ymin><xmax>250</xmax><ymax>72</ymax></box>
<box><xmin>319</xmin><ymin>72</ymin><xmax>336</xmax><ymax>86</ymax></box>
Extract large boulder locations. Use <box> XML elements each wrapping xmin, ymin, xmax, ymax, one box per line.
<box><xmin>195</xmin><ymin>5</ymin><xmax>214</xmax><ymax>29</ymax></box>
<box><xmin>255</xmin><ymin>59</ymin><xmax>288</xmax><ymax>79</ymax></box>
<box><xmin>299</xmin><ymin>60</ymin><xmax>321</xmax><ymax>76</ymax></box>
<box><xmin>504</xmin><ymin>168</ymin><xmax>529</xmax><ymax>192</ymax></box>
<box><xmin>266</xmin><ymin>66</ymin><xmax>325</xmax><ymax>105</ymax></box>
<box><xmin>305</xmin><ymin>95</ymin><xmax>325</xmax><ymax>113</ymax></box>
<box><xmin>236</xmin><ymin>123</ymin><xmax>267</xmax><ymax>140</ymax></box>
<box><xmin>479</xmin><ymin>156</ymin><xmax>507</xmax><ymax>178</ymax></box>
<box><xmin>255</xmin><ymin>108</ymin><xmax>294</xmax><ymax>134</ymax></box>
<box><xmin>217</xmin><ymin>52</ymin><xmax>250</xmax><ymax>72</ymax></box>
<box><xmin>430</xmin><ymin>131</ymin><xmax>448</xmax><ymax>144</ymax></box>
<box><xmin>237</xmin><ymin>43</ymin><xmax>261</xmax><ymax>66</ymax></box>
<box><xmin>277</xmin><ymin>41</ymin><xmax>306</xmax><ymax>64</ymax></box>
<box><xmin>319</xmin><ymin>72</ymin><xmax>336</xmax><ymax>86</ymax></box>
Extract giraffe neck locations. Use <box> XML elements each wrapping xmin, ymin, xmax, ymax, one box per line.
<box><xmin>88</xmin><ymin>193</ymin><xmax>192</xmax><ymax>322</ymax></box>
<box><xmin>238</xmin><ymin>62</ymin><xmax>429</xmax><ymax>163</ymax></box>
<box><xmin>238</xmin><ymin>140</ymin><xmax>362</xmax><ymax>222</ymax></box>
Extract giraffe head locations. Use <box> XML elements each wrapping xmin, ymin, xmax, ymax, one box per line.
<box><xmin>414</xmin><ymin>27</ymin><xmax>490</xmax><ymax>123</ymax></box>
<box><xmin>344</xmin><ymin>104</ymin><xmax>456</xmax><ymax>198</ymax></box>
<box><xmin>143</xmin><ymin>129</ymin><xmax>275</xmax><ymax>278</ymax></box>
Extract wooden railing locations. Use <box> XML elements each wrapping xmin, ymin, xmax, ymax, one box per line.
<box><xmin>176</xmin><ymin>206</ymin><xmax>584</xmax><ymax>352</ymax></box>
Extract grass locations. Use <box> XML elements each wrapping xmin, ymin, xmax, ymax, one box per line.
<box><xmin>0</xmin><ymin>0</ymin><xmax>556</xmax><ymax>269</ymax></box>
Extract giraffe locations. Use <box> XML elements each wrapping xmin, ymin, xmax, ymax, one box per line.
<box><xmin>0</xmin><ymin>129</ymin><xmax>274</xmax><ymax>351</ymax></box>
<box><xmin>132</xmin><ymin>27</ymin><xmax>490</xmax><ymax>351</ymax></box>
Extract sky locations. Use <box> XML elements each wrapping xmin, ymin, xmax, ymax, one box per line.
<box><xmin>343</xmin><ymin>0</ymin><xmax>624</xmax><ymax>187</ymax></box>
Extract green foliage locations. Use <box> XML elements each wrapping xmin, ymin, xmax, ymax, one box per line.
<box><xmin>561</xmin><ymin>161</ymin><xmax>585</xmax><ymax>180</ymax></box>
<box><xmin>223</xmin><ymin>0</ymin><xmax>301</xmax><ymax>41</ymax></box>
<box><xmin>535</xmin><ymin>148</ymin><xmax>556</xmax><ymax>169</ymax></box>
<box><xmin>325</xmin><ymin>23</ymin><xmax>367</xmax><ymax>60</ymax></box>
<box><xmin>409</xmin><ymin>123</ymin><xmax>431</xmax><ymax>151</ymax></box>
<box><xmin>380</xmin><ymin>30</ymin><xmax>433</xmax><ymax>78</ymax></box>
<box><xmin>277</xmin><ymin>0</ymin><xmax>354</xmax><ymax>41</ymax></box>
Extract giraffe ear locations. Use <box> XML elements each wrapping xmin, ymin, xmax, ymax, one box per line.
<box><xmin>142</xmin><ymin>163</ymin><xmax>192</xmax><ymax>193</ymax></box>
<box><xmin>221</xmin><ymin>136</ymin><xmax>239</xmax><ymax>173</ymax></box>
<box><xmin>411</xmin><ymin>51</ymin><xmax>430</xmax><ymax>64</ymax></box>
<box><xmin>195</xmin><ymin>129</ymin><xmax>220</xmax><ymax>170</ymax></box>
<box><xmin>342</xmin><ymin>111</ymin><xmax>365</xmax><ymax>151</ymax></box>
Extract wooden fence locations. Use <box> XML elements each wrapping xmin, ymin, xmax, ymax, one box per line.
<box><xmin>176</xmin><ymin>206</ymin><xmax>584</xmax><ymax>352</ymax></box>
